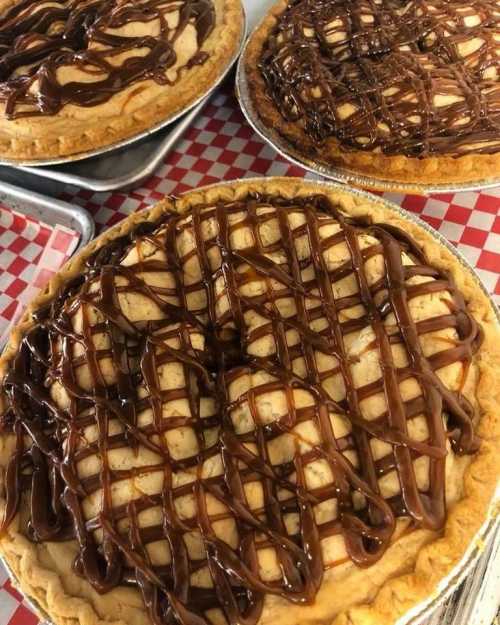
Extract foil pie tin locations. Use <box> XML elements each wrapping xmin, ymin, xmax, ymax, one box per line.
<box><xmin>0</xmin><ymin>9</ymin><xmax>247</xmax><ymax>168</ymax></box>
<box><xmin>235</xmin><ymin>39</ymin><xmax>500</xmax><ymax>195</ymax></box>
<box><xmin>0</xmin><ymin>178</ymin><xmax>498</xmax><ymax>625</ymax></box>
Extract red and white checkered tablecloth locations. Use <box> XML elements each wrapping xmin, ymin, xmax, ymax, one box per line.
<box><xmin>0</xmin><ymin>207</ymin><xmax>79</xmax><ymax>341</ymax></box>
<box><xmin>0</xmin><ymin>83</ymin><xmax>499</xmax><ymax>625</ymax></box>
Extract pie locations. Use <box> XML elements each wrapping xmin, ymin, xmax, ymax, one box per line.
<box><xmin>0</xmin><ymin>0</ymin><xmax>244</xmax><ymax>162</ymax></box>
<box><xmin>0</xmin><ymin>177</ymin><xmax>499</xmax><ymax>625</ymax></box>
<box><xmin>244</xmin><ymin>0</ymin><xmax>500</xmax><ymax>187</ymax></box>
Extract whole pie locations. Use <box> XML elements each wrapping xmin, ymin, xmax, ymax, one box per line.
<box><xmin>0</xmin><ymin>0</ymin><xmax>244</xmax><ymax>162</ymax></box>
<box><xmin>0</xmin><ymin>178</ymin><xmax>499</xmax><ymax>625</ymax></box>
<box><xmin>244</xmin><ymin>0</ymin><xmax>500</xmax><ymax>186</ymax></box>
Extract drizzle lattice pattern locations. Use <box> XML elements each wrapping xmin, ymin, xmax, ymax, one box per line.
<box><xmin>1</xmin><ymin>194</ymin><xmax>481</xmax><ymax>625</ymax></box>
<box><xmin>260</xmin><ymin>0</ymin><xmax>500</xmax><ymax>156</ymax></box>
<box><xmin>0</xmin><ymin>0</ymin><xmax>215</xmax><ymax>118</ymax></box>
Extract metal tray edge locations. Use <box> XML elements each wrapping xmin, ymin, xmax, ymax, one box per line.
<box><xmin>17</xmin><ymin>97</ymin><xmax>208</xmax><ymax>193</ymax></box>
<box><xmin>0</xmin><ymin>179</ymin><xmax>94</xmax><ymax>250</ymax></box>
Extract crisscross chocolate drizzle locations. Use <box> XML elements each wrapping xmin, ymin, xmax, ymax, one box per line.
<box><xmin>259</xmin><ymin>0</ymin><xmax>500</xmax><ymax>157</ymax></box>
<box><xmin>0</xmin><ymin>193</ymin><xmax>482</xmax><ymax>625</ymax></box>
<box><xmin>0</xmin><ymin>0</ymin><xmax>214</xmax><ymax>118</ymax></box>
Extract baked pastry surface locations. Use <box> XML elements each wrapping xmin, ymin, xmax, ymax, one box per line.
<box><xmin>0</xmin><ymin>0</ymin><xmax>243</xmax><ymax>161</ymax></box>
<box><xmin>245</xmin><ymin>0</ymin><xmax>500</xmax><ymax>186</ymax></box>
<box><xmin>0</xmin><ymin>178</ymin><xmax>498</xmax><ymax>625</ymax></box>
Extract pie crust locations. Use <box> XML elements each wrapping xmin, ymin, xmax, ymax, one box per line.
<box><xmin>0</xmin><ymin>178</ymin><xmax>499</xmax><ymax>625</ymax></box>
<box><xmin>0</xmin><ymin>0</ymin><xmax>244</xmax><ymax>162</ymax></box>
<box><xmin>244</xmin><ymin>1</ymin><xmax>500</xmax><ymax>187</ymax></box>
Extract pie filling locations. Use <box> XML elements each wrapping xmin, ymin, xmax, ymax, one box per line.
<box><xmin>0</xmin><ymin>193</ymin><xmax>483</xmax><ymax>625</ymax></box>
<box><xmin>258</xmin><ymin>0</ymin><xmax>500</xmax><ymax>157</ymax></box>
<box><xmin>0</xmin><ymin>0</ymin><xmax>215</xmax><ymax>118</ymax></box>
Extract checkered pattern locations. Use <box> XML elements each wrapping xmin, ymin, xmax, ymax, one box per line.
<box><xmin>0</xmin><ymin>83</ymin><xmax>499</xmax><ymax>625</ymax></box>
<box><xmin>0</xmin><ymin>207</ymin><xmax>79</xmax><ymax>342</ymax></box>
<box><xmin>385</xmin><ymin>191</ymin><xmax>500</xmax><ymax>304</ymax></box>
<box><xmin>0</xmin><ymin>567</ymin><xmax>37</xmax><ymax>625</ymax></box>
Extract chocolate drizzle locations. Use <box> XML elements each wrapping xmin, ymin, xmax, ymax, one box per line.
<box><xmin>0</xmin><ymin>0</ymin><xmax>215</xmax><ymax>118</ymax></box>
<box><xmin>259</xmin><ymin>0</ymin><xmax>500</xmax><ymax>157</ymax></box>
<box><xmin>0</xmin><ymin>193</ymin><xmax>482</xmax><ymax>625</ymax></box>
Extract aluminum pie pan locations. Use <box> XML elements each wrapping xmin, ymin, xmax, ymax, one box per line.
<box><xmin>0</xmin><ymin>7</ymin><xmax>247</xmax><ymax>168</ymax></box>
<box><xmin>0</xmin><ymin>177</ymin><xmax>498</xmax><ymax>625</ymax></box>
<box><xmin>235</xmin><ymin>42</ymin><xmax>500</xmax><ymax>195</ymax></box>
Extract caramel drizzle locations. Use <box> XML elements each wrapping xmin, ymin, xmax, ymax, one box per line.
<box><xmin>0</xmin><ymin>194</ymin><xmax>482</xmax><ymax>625</ymax></box>
<box><xmin>0</xmin><ymin>0</ymin><xmax>215</xmax><ymax>118</ymax></box>
<box><xmin>259</xmin><ymin>0</ymin><xmax>500</xmax><ymax>157</ymax></box>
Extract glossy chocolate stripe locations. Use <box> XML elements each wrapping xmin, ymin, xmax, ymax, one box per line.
<box><xmin>0</xmin><ymin>193</ymin><xmax>481</xmax><ymax>625</ymax></box>
<box><xmin>0</xmin><ymin>0</ymin><xmax>215</xmax><ymax>118</ymax></box>
<box><xmin>259</xmin><ymin>0</ymin><xmax>500</xmax><ymax>158</ymax></box>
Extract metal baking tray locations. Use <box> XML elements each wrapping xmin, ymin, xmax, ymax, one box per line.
<box><xmin>0</xmin><ymin>178</ymin><xmax>94</xmax><ymax>252</ymax></box>
<box><xmin>14</xmin><ymin>97</ymin><xmax>208</xmax><ymax>193</ymax></box>
<box><xmin>0</xmin><ymin>10</ymin><xmax>247</xmax><ymax>192</ymax></box>
<box><xmin>0</xmin><ymin>177</ymin><xmax>498</xmax><ymax>625</ymax></box>
<box><xmin>235</xmin><ymin>39</ymin><xmax>500</xmax><ymax>195</ymax></box>
<box><xmin>0</xmin><ymin>178</ymin><xmax>94</xmax><ymax>351</ymax></box>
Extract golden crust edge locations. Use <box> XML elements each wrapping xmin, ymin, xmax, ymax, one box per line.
<box><xmin>0</xmin><ymin>177</ymin><xmax>497</xmax><ymax>625</ymax></box>
<box><xmin>0</xmin><ymin>0</ymin><xmax>244</xmax><ymax>161</ymax></box>
<box><xmin>243</xmin><ymin>3</ymin><xmax>500</xmax><ymax>188</ymax></box>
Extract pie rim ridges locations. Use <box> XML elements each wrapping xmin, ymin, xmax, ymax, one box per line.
<box><xmin>0</xmin><ymin>0</ymin><xmax>244</xmax><ymax>162</ymax></box>
<box><xmin>243</xmin><ymin>0</ymin><xmax>500</xmax><ymax>187</ymax></box>
<box><xmin>0</xmin><ymin>177</ymin><xmax>498</xmax><ymax>625</ymax></box>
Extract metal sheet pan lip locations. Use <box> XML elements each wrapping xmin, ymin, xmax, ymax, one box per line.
<box><xmin>399</xmin><ymin>512</ymin><xmax>500</xmax><ymax>625</ymax></box>
<box><xmin>15</xmin><ymin>95</ymin><xmax>208</xmax><ymax>193</ymax></box>
<box><xmin>0</xmin><ymin>178</ymin><xmax>94</xmax><ymax>252</ymax></box>
<box><xmin>0</xmin><ymin>176</ymin><xmax>498</xmax><ymax>625</ymax></box>
<box><xmin>235</xmin><ymin>47</ymin><xmax>500</xmax><ymax>195</ymax></box>
<box><xmin>0</xmin><ymin>7</ymin><xmax>247</xmax><ymax>170</ymax></box>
